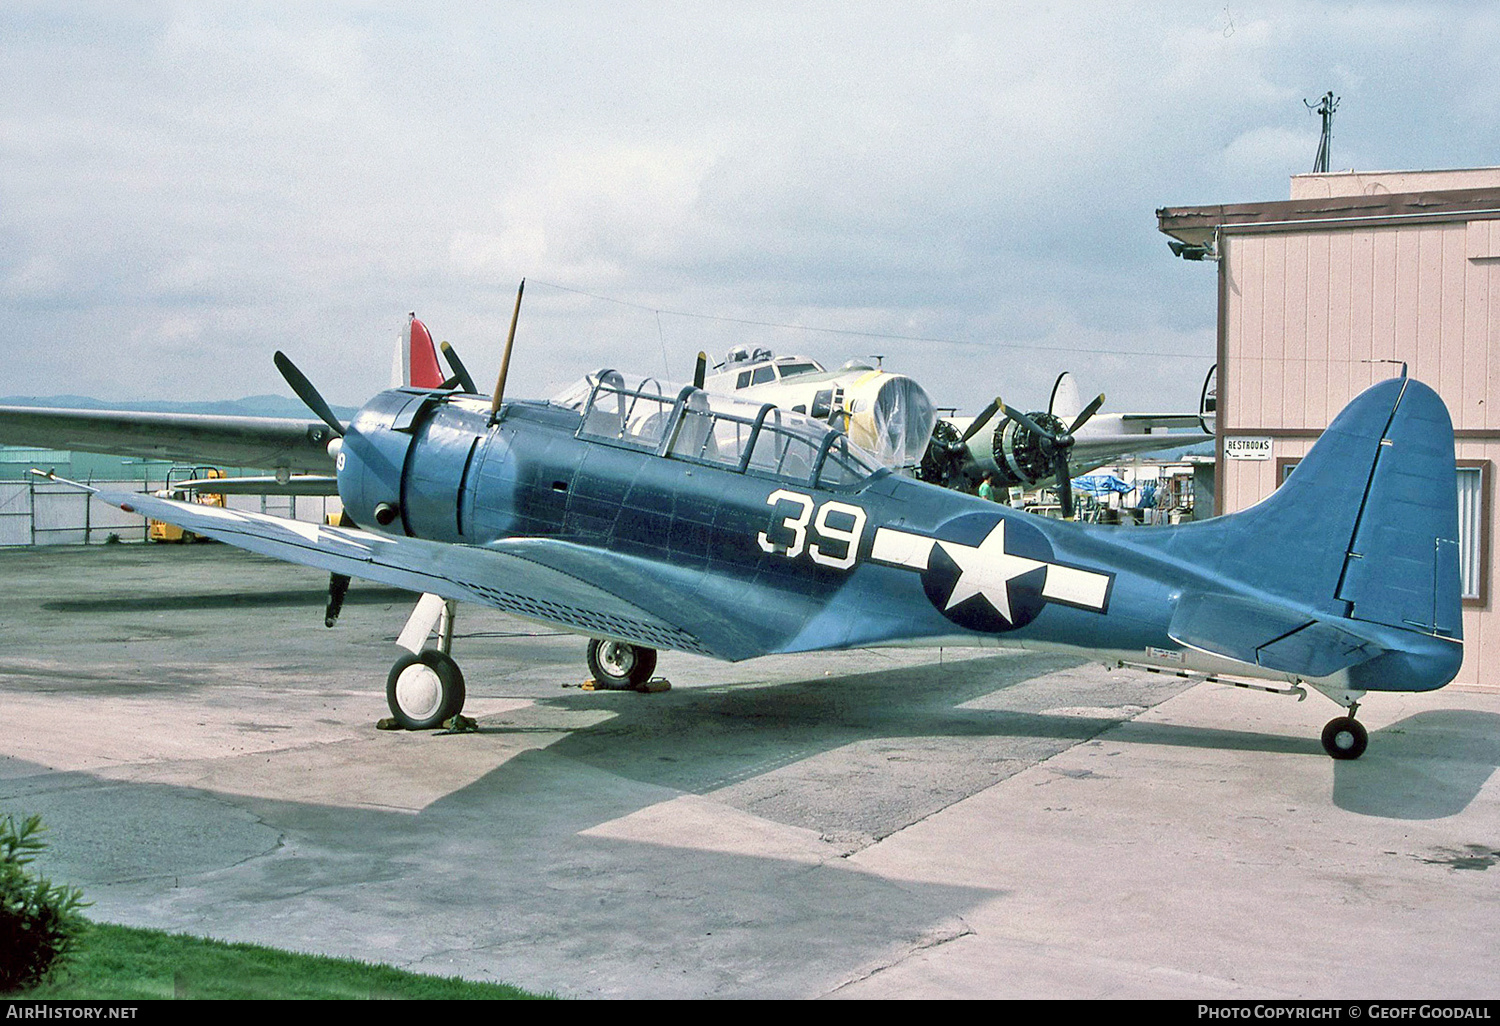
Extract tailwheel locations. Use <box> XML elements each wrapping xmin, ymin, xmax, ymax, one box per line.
<box><xmin>387</xmin><ymin>649</ymin><xmax>466</xmax><ymax>730</ymax></box>
<box><xmin>1321</xmin><ymin>716</ymin><xmax>1368</xmax><ymax>760</ymax></box>
<box><xmin>586</xmin><ymin>638</ymin><xmax>658</xmax><ymax>690</ymax></box>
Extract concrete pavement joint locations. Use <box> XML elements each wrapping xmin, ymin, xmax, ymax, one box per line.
<box><xmin>822</xmin><ymin>917</ymin><xmax>976</xmax><ymax>996</ymax></box>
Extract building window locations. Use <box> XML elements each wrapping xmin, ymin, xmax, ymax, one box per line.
<box><xmin>1457</xmin><ymin>461</ymin><xmax>1490</xmax><ymax>605</ymax></box>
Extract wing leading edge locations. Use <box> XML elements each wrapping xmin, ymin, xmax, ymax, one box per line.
<box><xmin>0</xmin><ymin>406</ymin><xmax>337</xmax><ymax>474</ymax></box>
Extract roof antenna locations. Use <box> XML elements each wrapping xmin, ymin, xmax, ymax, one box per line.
<box><xmin>1305</xmin><ymin>91</ymin><xmax>1340</xmax><ymax>173</ymax></box>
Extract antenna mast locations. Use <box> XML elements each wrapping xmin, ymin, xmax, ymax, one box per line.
<box><xmin>1305</xmin><ymin>91</ymin><xmax>1340</xmax><ymax>173</ymax></box>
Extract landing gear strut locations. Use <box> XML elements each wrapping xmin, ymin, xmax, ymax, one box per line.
<box><xmin>587</xmin><ymin>638</ymin><xmax>658</xmax><ymax>689</ymax></box>
<box><xmin>387</xmin><ymin>593</ymin><xmax>466</xmax><ymax>729</ymax></box>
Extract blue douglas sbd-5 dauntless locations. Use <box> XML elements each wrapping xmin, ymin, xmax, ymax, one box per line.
<box><xmin>34</xmin><ymin>330</ymin><xmax>1464</xmax><ymax>762</ymax></box>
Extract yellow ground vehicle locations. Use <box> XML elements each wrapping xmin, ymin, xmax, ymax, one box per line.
<box><xmin>147</xmin><ymin>467</ymin><xmax>226</xmax><ymax>542</ymax></box>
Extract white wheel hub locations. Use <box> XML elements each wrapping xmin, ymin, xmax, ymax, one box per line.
<box><xmin>395</xmin><ymin>663</ymin><xmax>444</xmax><ymax>720</ymax></box>
<box><xmin>599</xmin><ymin>642</ymin><xmax>635</xmax><ymax>678</ymax></box>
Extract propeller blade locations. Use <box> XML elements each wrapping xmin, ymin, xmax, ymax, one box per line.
<box><xmin>325</xmin><ymin>573</ymin><xmax>351</xmax><ymax>628</ymax></box>
<box><xmin>1055</xmin><ymin>454</ymin><xmax>1076</xmax><ymax>520</ymax></box>
<box><xmin>958</xmin><ymin>397</ymin><xmax>1003</xmax><ymax>444</ymax></box>
<box><xmin>693</xmin><ymin>351</ymin><xmax>707</xmax><ymax>390</ymax></box>
<box><xmin>1067</xmin><ymin>392</ymin><xmax>1106</xmax><ymax>435</ymax></box>
<box><xmin>274</xmin><ymin>351</ymin><xmax>344</xmax><ymax>438</ymax></box>
<box><xmin>1001</xmin><ymin>402</ymin><xmax>1056</xmax><ymax>443</ymax></box>
<box><xmin>440</xmin><ymin>341</ymin><xmax>478</xmax><ymax>393</ymax></box>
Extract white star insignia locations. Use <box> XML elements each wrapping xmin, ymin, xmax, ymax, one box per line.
<box><xmin>938</xmin><ymin>521</ymin><xmax>1046</xmax><ymax>623</ymax></box>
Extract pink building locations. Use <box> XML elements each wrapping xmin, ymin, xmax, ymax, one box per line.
<box><xmin>1159</xmin><ymin>168</ymin><xmax>1500</xmax><ymax>690</ymax></box>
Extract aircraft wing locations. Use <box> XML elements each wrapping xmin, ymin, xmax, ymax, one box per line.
<box><xmin>83</xmin><ymin>484</ymin><xmax>737</xmax><ymax>660</ymax></box>
<box><xmin>1117</xmin><ymin>414</ymin><xmax>1205</xmax><ymax>429</ymax></box>
<box><xmin>0</xmin><ymin>406</ymin><xmax>336</xmax><ymax>474</ymax></box>
<box><xmin>1068</xmin><ymin>428</ymin><xmax>1212</xmax><ymax>469</ymax></box>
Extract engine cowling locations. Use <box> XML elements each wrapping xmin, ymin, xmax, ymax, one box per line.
<box><xmin>919</xmin><ymin>410</ymin><xmax>1066</xmax><ymax>490</ymax></box>
<box><xmin>992</xmin><ymin>411</ymin><xmax>1067</xmax><ymax>487</ymax></box>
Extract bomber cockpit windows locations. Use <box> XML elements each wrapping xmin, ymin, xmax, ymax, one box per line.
<box><xmin>774</xmin><ymin>360</ymin><xmax>821</xmax><ymax>379</ymax></box>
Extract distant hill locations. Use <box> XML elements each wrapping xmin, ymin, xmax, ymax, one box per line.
<box><xmin>0</xmin><ymin>394</ymin><xmax>359</xmax><ymax>419</ymax></box>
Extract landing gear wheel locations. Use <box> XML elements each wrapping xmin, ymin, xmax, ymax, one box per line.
<box><xmin>586</xmin><ymin>638</ymin><xmax>657</xmax><ymax>690</ymax></box>
<box><xmin>387</xmin><ymin>649</ymin><xmax>466</xmax><ymax>730</ymax></box>
<box><xmin>1321</xmin><ymin>716</ymin><xmax>1368</xmax><ymax>760</ymax></box>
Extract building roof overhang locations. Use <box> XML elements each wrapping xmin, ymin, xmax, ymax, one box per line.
<box><xmin>1157</xmin><ymin>185</ymin><xmax>1500</xmax><ymax>247</ymax></box>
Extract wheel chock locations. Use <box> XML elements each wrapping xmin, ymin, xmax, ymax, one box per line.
<box><xmin>580</xmin><ymin>677</ymin><xmax>671</xmax><ymax>693</ymax></box>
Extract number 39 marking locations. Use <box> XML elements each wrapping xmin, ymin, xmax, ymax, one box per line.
<box><xmin>757</xmin><ymin>490</ymin><xmax>867</xmax><ymax>571</ymax></box>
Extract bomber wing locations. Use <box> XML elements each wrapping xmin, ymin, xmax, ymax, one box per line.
<box><xmin>0</xmin><ymin>406</ymin><xmax>337</xmax><ymax>474</ymax></box>
<box><xmin>1067</xmin><ymin>424</ymin><xmax>1212</xmax><ymax>470</ymax></box>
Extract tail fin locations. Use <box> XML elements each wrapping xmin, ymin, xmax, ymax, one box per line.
<box><xmin>392</xmin><ymin>313</ymin><xmax>445</xmax><ymax>389</ymax></box>
<box><xmin>1150</xmin><ymin>376</ymin><xmax>1462</xmax><ymax>689</ymax></box>
<box><xmin>1048</xmin><ymin>371</ymin><xmax>1082</xmax><ymax>421</ymax></box>
<box><xmin>1220</xmin><ymin>376</ymin><xmax>1461</xmax><ymax>638</ymax></box>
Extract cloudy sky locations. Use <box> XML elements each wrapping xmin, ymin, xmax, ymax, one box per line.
<box><xmin>4</xmin><ymin>2</ymin><xmax>1498</xmax><ymax>417</ymax></box>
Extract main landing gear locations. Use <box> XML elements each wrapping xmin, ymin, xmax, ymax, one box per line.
<box><xmin>586</xmin><ymin>638</ymin><xmax>658</xmax><ymax>690</ymax></box>
<box><xmin>380</xmin><ymin>593</ymin><xmax>662</xmax><ymax>729</ymax></box>
<box><xmin>387</xmin><ymin>649</ymin><xmax>466</xmax><ymax>730</ymax></box>
<box><xmin>385</xmin><ymin>593</ymin><xmax>465</xmax><ymax>730</ymax></box>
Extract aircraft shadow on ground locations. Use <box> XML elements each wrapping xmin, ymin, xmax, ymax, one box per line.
<box><xmin>478</xmin><ymin>657</ymin><xmax>1500</xmax><ymax>825</ymax></box>
<box><xmin>1331</xmin><ymin>710</ymin><xmax>1500</xmax><ymax>819</ymax></box>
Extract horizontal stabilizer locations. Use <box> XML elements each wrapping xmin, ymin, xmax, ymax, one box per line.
<box><xmin>1169</xmin><ymin>592</ymin><xmax>1378</xmax><ymax>678</ymax></box>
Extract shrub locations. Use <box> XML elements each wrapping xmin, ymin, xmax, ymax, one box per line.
<box><xmin>0</xmin><ymin>813</ymin><xmax>90</xmax><ymax>993</ymax></box>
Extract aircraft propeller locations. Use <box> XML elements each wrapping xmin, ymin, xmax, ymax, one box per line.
<box><xmin>998</xmin><ymin>392</ymin><xmax>1105</xmax><ymax>518</ymax></box>
<box><xmin>272</xmin><ymin>350</ymin><xmax>357</xmax><ymax>626</ymax></box>
<box><xmin>959</xmin><ymin>397</ymin><xmax>1003</xmax><ymax>446</ymax></box>
<box><xmin>919</xmin><ymin>396</ymin><xmax>1004</xmax><ymax>487</ymax></box>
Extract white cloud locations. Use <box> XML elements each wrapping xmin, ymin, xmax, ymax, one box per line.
<box><xmin>1</xmin><ymin>1</ymin><xmax>1497</xmax><ymax>415</ymax></box>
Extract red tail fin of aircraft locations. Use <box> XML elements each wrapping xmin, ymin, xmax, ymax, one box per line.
<box><xmin>395</xmin><ymin>313</ymin><xmax>445</xmax><ymax>389</ymax></box>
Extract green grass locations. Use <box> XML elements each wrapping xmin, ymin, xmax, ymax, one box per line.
<box><xmin>13</xmin><ymin>920</ymin><xmax>553</xmax><ymax>1000</ymax></box>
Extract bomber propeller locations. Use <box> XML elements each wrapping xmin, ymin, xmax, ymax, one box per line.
<box><xmin>998</xmin><ymin>392</ymin><xmax>1105</xmax><ymax>518</ymax></box>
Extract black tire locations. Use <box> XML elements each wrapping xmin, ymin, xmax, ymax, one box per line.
<box><xmin>1321</xmin><ymin>716</ymin><xmax>1368</xmax><ymax>760</ymax></box>
<box><xmin>386</xmin><ymin>649</ymin><xmax>466</xmax><ymax>730</ymax></box>
<box><xmin>586</xmin><ymin>638</ymin><xmax>658</xmax><ymax>689</ymax></box>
